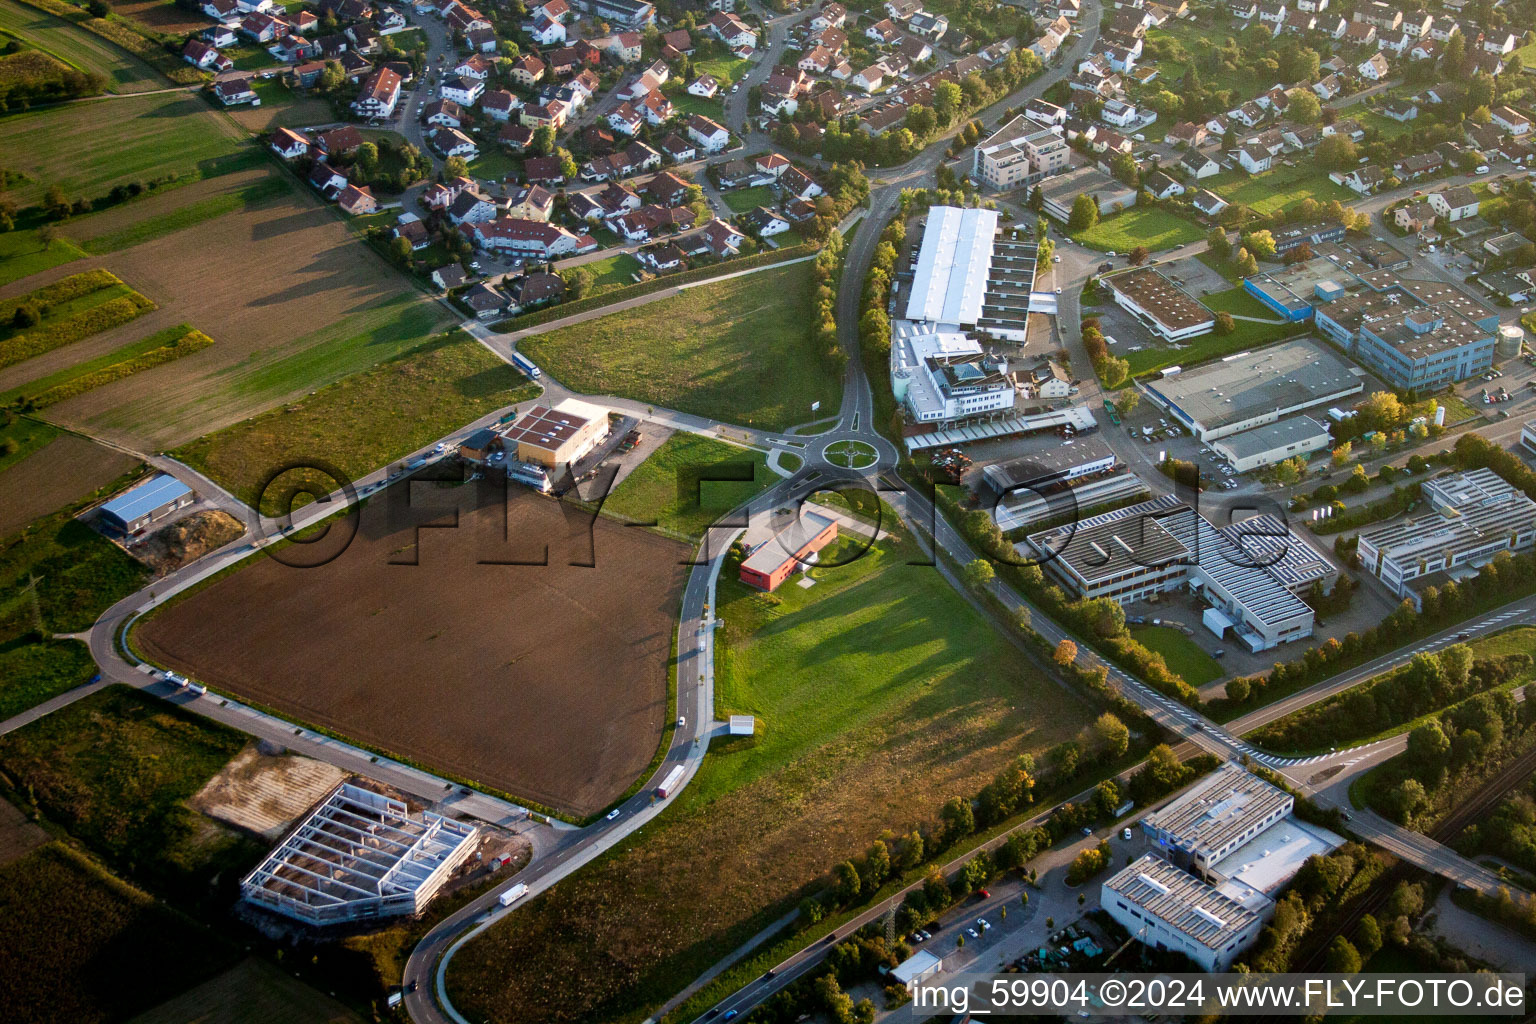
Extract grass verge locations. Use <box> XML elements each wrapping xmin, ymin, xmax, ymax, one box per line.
<box><xmin>1129</xmin><ymin>625</ymin><xmax>1223</xmax><ymax>687</ymax></box>
<box><xmin>604</xmin><ymin>431</ymin><xmax>771</xmax><ymax>539</ymax></box>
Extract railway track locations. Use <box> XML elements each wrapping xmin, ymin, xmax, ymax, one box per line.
<box><xmin>1297</xmin><ymin>743</ymin><xmax>1536</xmax><ymax>971</ymax></box>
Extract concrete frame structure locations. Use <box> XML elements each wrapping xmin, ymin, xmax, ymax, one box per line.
<box><xmin>241</xmin><ymin>783</ymin><xmax>478</xmax><ymax>925</ymax></box>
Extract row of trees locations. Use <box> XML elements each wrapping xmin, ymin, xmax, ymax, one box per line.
<box><xmin>1373</xmin><ymin>688</ymin><xmax>1534</xmax><ymax>826</ymax></box>
<box><xmin>1240</xmin><ymin>841</ymin><xmax>1382</xmax><ymax>971</ymax></box>
<box><xmin>0</xmin><ymin>45</ymin><xmax>107</xmax><ymax>112</ymax></box>
<box><xmin>1081</xmin><ymin>317</ymin><xmax>1128</xmax><ymax>390</ymax></box>
<box><xmin>1464</xmin><ymin>776</ymin><xmax>1536</xmax><ymax>878</ymax></box>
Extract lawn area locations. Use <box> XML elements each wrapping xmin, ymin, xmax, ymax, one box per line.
<box><xmin>577</xmin><ymin>252</ymin><xmax>645</xmax><ymax>298</ymax></box>
<box><xmin>1208</xmin><ymin>165</ymin><xmax>1354</xmax><ymax>216</ymax></box>
<box><xmin>722</xmin><ymin>184</ymin><xmax>775</xmax><ymax>214</ymax></box>
<box><xmin>668</xmin><ymin>89</ymin><xmax>723</xmax><ymax>120</ymax></box>
<box><xmin>223</xmin><ymin>75</ymin><xmax>335</xmax><ymax>131</ymax></box>
<box><xmin>0</xmin><ymin>0</ymin><xmax>164</xmax><ymax>93</ymax></box>
<box><xmin>518</xmin><ymin>260</ymin><xmax>841</xmax><ymax>431</ymax></box>
<box><xmin>1359</xmin><ymin>110</ymin><xmax>1418</xmax><ymax>140</ymax></box>
<box><xmin>1125</xmin><ymin>285</ymin><xmax>1302</xmax><ymax>377</ymax></box>
<box><xmin>468</xmin><ymin>147</ymin><xmax>522</xmax><ymax>183</ymax></box>
<box><xmin>0</xmin><ymin>229</ymin><xmax>88</xmax><ymax>287</ymax></box>
<box><xmin>1073</xmin><ymin>206</ymin><xmax>1204</xmax><ymax>252</ymax></box>
<box><xmin>1513</xmin><ymin>38</ymin><xmax>1536</xmax><ymax>70</ymax></box>
<box><xmin>604</xmin><ymin>432</ymin><xmax>770</xmax><ymax>539</ymax></box>
<box><xmin>71</xmin><ymin>175</ymin><xmax>292</xmax><ymax>254</ymax></box>
<box><xmin>1129</xmin><ymin>625</ymin><xmax>1223</xmax><ymax>687</ymax></box>
<box><xmin>446</xmin><ymin>525</ymin><xmax>1094</xmax><ymax>1024</ymax></box>
<box><xmin>692</xmin><ymin>55</ymin><xmax>749</xmax><ymax>88</ymax></box>
<box><xmin>0</xmin><ymin>843</ymin><xmax>241</xmax><ymax>1024</ymax></box>
<box><xmin>0</xmin><ymin>90</ymin><xmax>247</xmax><ymax>208</ymax></box>
<box><xmin>175</xmin><ymin>329</ymin><xmax>537</xmax><ymax>512</ymax></box>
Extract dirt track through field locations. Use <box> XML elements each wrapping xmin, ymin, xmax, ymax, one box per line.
<box><xmin>0</xmin><ymin>433</ymin><xmax>136</xmax><ymax>537</ymax></box>
<box><xmin>138</xmin><ymin>486</ymin><xmax>690</xmax><ymax>817</ymax></box>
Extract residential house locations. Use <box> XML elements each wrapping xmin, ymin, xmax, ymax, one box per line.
<box><xmin>269</xmin><ymin>127</ymin><xmax>310</xmax><ymax>159</ymax></box>
<box><xmin>1342</xmin><ymin>164</ymin><xmax>1385</xmax><ymax>193</ymax></box>
<box><xmin>1492</xmin><ymin>106</ymin><xmax>1533</xmax><ymax>136</ymax></box>
<box><xmin>499</xmin><ymin>123</ymin><xmax>535</xmax><ymax>150</ymax></box>
<box><xmin>851</xmin><ymin>65</ymin><xmax>884</xmax><ymax>92</ymax></box>
<box><xmin>708</xmin><ymin>11</ymin><xmax>757</xmax><ymax>48</ymax></box>
<box><xmin>1192</xmin><ymin>189</ymin><xmax>1229</xmax><ymax>216</ymax></box>
<box><xmin>1382</xmin><ymin>98</ymin><xmax>1418</xmax><ymax>121</ymax></box>
<box><xmin>482</xmin><ymin>89</ymin><xmax>521</xmax><ymax>122</ymax></box>
<box><xmin>780</xmin><ymin>165</ymin><xmax>822</xmax><ymax>200</ymax></box>
<box><xmin>1357</xmin><ymin>52</ymin><xmax>1390</xmax><ymax>80</ymax></box>
<box><xmin>1312</xmin><ymin>74</ymin><xmax>1343</xmax><ymax>100</ymax></box>
<box><xmin>429</xmin><ymin>127</ymin><xmax>479</xmax><ymax>158</ymax></box>
<box><xmin>1239</xmin><ymin>143</ymin><xmax>1273</xmax><ymax>173</ymax></box>
<box><xmin>337</xmin><ymin>183</ymin><xmax>378</xmax><ymax>215</ymax></box>
<box><xmin>507</xmin><ymin>272</ymin><xmax>565</xmax><ymax>312</ymax></box>
<box><xmin>423</xmin><ymin>98</ymin><xmax>465</xmax><ymax>127</ymax></box>
<box><xmin>1178</xmin><ymin>149</ymin><xmax>1220</xmax><ymax>179</ymax></box>
<box><xmin>908</xmin><ymin>10</ymin><xmax>947</xmax><ymax>38</ymax></box>
<box><xmin>440</xmin><ymin>74</ymin><xmax>484</xmax><ymax>106</ymax></box>
<box><xmin>431</xmin><ymin>265</ymin><xmax>467</xmax><ymax>292</ymax></box>
<box><xmin>898</xmin><ymin>34</ymin><xmax>932</xmax><ymax>62</ymax></box>
<box><xmin>506</xmin><ymin>184</ymin><xmax>556</xmax><ymax>221</ymax></box>
<box><xmin>1101</xmin><ymin>99</ymin><xmax>1138</xmax><ymax>127</ymax></box>
<box><xmin>688</xmin><ymin>113</ymin><xmax>731</xmax><ymax>152</ymax></box>
<box><xmin>811</xmin><ymin>2</ymin><xmax>846</xmax><ymax>30</ymax></box>
<box><xmin>608</xmin><ymin>101</ymin><xmax>643</xmax><ymax>135</ymax></box>
<box><xmin>696</xmin><ymin>218</ymin><xmax>746</xmax><ymax>257</ymax></box>
<box><xmin>462</xmin><ymin>282</ymin><xmax>507</xmax><ymax>318</ymax></box>
<box><xmin>182</xmin><ymin>39</ymin><xmax>224</xmax><ymax>69</ymax></box>
<box><xmin>1342</xmin><ymin>20</ymin><xmax>1377</xmax><ymax>45</ymax></box>
<box><xmin>308</xmin><ymin>161</ymin><xmax>348</xmax><ymax>198</ymax></box>
<box><xmin>521</xmin><ymin>100</ymin><xmax>569</xmax><ymax>129</ymax></box>
<box><xmin>864</xmin><ymin>18</ymin><xmax>901</xmax><ymax>44</ymax></box>
<box><xmin>1429</xmin><ymin>184</ymin><xmax>1480</xmax><ymax>221</ymax></box>
<box><xmin>467</xmin><ymin>218</ymin><xmax>593</xmax><ymax>258</ymax></box>
<box><xmin>659</xmin><ymin>133</ymin><xmax>697</xmax><ymax>162</ymax></box>
<box><xmin>212</xmin><ymin>76</ymin><xmax>259</xmax><ymax>105</ymax></box>
<box><xmin>529</xmin><ymin>14</ymin><xmax>566</xmax><ymax>45</ymax></box>
<box><xmin>740</xmin><ymin>206</ymin><xmax>790</xmax><ymax>235</ymax></box>
<box><xmin>352</xmin><ymin>67</ymin><xmax>401</xmax><ymax>117</ymax></box>
<box><xmin>1392</xmin><ymin>199</ymin><xmax>1435</xmax><ymax>233</ymax></box>
<box><xmin>511</xmin><ymin>55</ymin><xmax>545</xmax><ymax>86</ymax></box>
<box><xmin>688</xmin><ymin>73</ymin><xmax>720</xmax><ymax>98</ymax></box>
<box><xmin>1144</xmin><ymin>170</ymin><xmax>1185</xmax><ymax>199</ymax></box>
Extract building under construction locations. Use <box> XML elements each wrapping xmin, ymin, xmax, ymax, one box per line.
<box><xmin>240</xmin><ymin>782</ymin><xmax>478</xmax><ymax>926</ymax></box>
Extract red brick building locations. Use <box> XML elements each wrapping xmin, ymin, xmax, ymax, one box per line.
<box><xmin>738</xmin><ymin>511</ymin><xmax>839</xmax><ymax>591</ymax></box>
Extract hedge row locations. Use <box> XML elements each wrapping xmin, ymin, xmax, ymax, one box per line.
<box><xmin>19</xmin><ymin>0</ymin><xmax>205</xmax><ymax>85</ymax></box>
<box><xmin>0</xmin><ymin>270</ymin><xmax>122</xmax><ymax>324</ymax></box>
<box><xmin>490</xmin><ymin>242</ymin><xmax>820</xmax><ymax>335</ymax></box>
<box><xmin>28</xmin><ymin>328</ymin><xmax>212</xmax><ymax>408</ymax></box>
<box><xmin>0</xmin><ymin>291</ymin><xmax>157</xmax><ymax>370</ymax></box>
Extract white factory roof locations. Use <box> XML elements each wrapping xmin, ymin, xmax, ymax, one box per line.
<box><xmin>1144</xmin><ymin>763</ymin><xmax>1292</xmax><ymax>859</ymax></box>
<box><xmin>1213</xmin><ymin>817</ymin><xmax>1343</xmax><ymax>908</ymax></box>
<box><xmin>1212</xmin><ymin>415</ymin><xmax>1332</xmax><ymax>462</ymax></box>
<box><xmin>1361</xmin><ymin>467</ymin><xmax>1536</xmax><ymax>565</ymax></box>
<box><xmin>1104</xmin><ymin>853</ymin><xmax>1265</xmax><ymax>953</ymax></box>
<box><xmin>904</xmin><ymin>205</ymin><xmax>998</xmax><ymax>327</ymax></box>
<box><xmin>890</xmin><ymin>319</ymin><xmax>985</xmax><ymax>421</ymax></box>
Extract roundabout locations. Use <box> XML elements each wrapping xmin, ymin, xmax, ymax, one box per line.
<box><xmin>821</xmin><ymin>439</ymin><xmax>879</xmax><ymax>469</ymax></box>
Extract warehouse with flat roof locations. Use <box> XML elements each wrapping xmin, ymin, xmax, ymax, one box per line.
<box><xmin>1143</xmin><ymin>763</ymin><xmax>1293</xmax><ymax>878</ymax></box>
<box><xmin>1211</xmin><ymin>415</ymin><xmax>1333</xmax><ymax>473</ymax></box>
<box><xmin>1142</xmin><ymin>339</ymin><xmax>1364</xmax><ymax>441</ymax></box>
<box><xmin>1101</xmin><ymin>854</ymin><xmax>1266</xmax><ymax>972</ymax></box>
<box><xmin>1027</xmin><ymin>496</ymin><xmax>1316</xmax><ymax>650</ymax></box>
<box><xmin>1356</xmin><ymin>467</ymin><xmax>1536</xmax><ymax>598</ymax></box>
<box><xmin>98</xmin><ymin>473</ymin><xmax>195</xmax><ymax>536</ymax></box>
<box><xmin>1107</xmin><ymin>267</ymin><xmax>1215</xmax><ymax>342</ymax></box>
<box><xmin>904</xmin><ymin>205</ymin><xmax>998</xmax><ymax>328</ymax></box>
<box><xmin>978</xmin><ymin>438</ymin><xmax>1117</xmax><ymax>503</ymax></box>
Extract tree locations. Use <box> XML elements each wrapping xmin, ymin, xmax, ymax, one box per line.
<box><xmin>901</xmin><ymin>830</ymin><xmax>925</xmax><ymax>870</ymax></box>
<box><xmin>833</xmin><ymin>860</ymin><xmax>862</xmax><ymax>903</ymax></box>
<box><xmin>1117</xmin><ymin>390</ymin><xmax>1140</xmax><ymax>417</ymax></box>
<box><xmin>532</xmin><ymin>125</ymin><xmax>556</xmax><ymax>155</ymax></box>
<box><xmin>1241</xmin><ymin>229</ymin><xmax>1277</xmax><ymax>259</ymax></box>
<box><xmin>940</xmin><ymin>796</ymin><xmax>975</xmax><ymax>846</ymax></box>
<box><xmin>1110</xmin><ymin>150</ymin><xmax>1140</xmax><ymax>187</ymax></box>
<box><xmin>1214</xmin><ymin>311</ymin><xmax>1235</xmax><ymax>335</ymax></box>
<box><xmin>1324</xmin><ymin>936</ymin><xmax>1362</xmax><ymax>974</ymax></box>
<box><xmin>1234</xmin><ymin>247</ymin><xmax>1259</xmax><ymax>277</ymax></box>
<box><xmin>1331</xmin><ymin>442</ymin><xmax>1352</xmax><ymax>467</ymax></box>
<box><xmin>1207</xmin><ymin>227</ymin><xmax>1231</xmax><ymax>261</ymax></box>
<box><xmin>1027</xmin><ymin>185</ymin><xmax>1044</xmax><ymax>213</ymax></box>
<box><xmin>389</xmin><ymin>235</ymin><xmax>412</xmax><ymax>264</ymax></box>
<box><xmin>1094</xmin><ymin>712</ymin><xmax>1130</xmax><ymax>758</ymax></box>
<box><xmin>1355</xmin><ymin>914</ymin><xmax>1383</xmax><ymax>959</ymax></box>
<box><xmin>933</xmin><ymin>80</ymin><xmax>962</xmax><ymax>127</ymax></box>
<box><xmin>906</xmin><ymin>104</ymin><xmax>936</xmax><ymax>138</ymax></box>
<box><xmin>1316</xmin><ymin>134</ymin><xmax>1358</xmax><ymax>170</ymax></box>
<box><xmin>1226</xmin><ymin>676</ymin><xmax>1250</xmax><ymax>702</ymax></box>
<box><xmin>1288</xmin><ymin>89</ymin><xmax>1321</xmax><ymax>124</ymax></box>
<box><xmin>443</xmin><ymin>155</ymin><xmax>470</xmax><ymax>179</ymax></box>
<box><xmin>1128</xmin><ymin>245</ymin><xmax>1149</xmax><ymax>266</ymax></box>
<box><xmin>1359</xmin><ymin>389</ymin><xmax>1404</xmax><ymax>429</ymax></box>
<box><xmin>86</xmin><ymin>0</ymin><xmax>109</xmax><ymax>15</ymax></box>
<box><xmin>1053</xmin><ymin>638</ymin><xmax>1078</xmax><ymax>666</ymax></box>
<box><xmin>1406</xmin><ymin>721</ymin><xmax>1450</xmax><ymax>767</ymax></box>
<box><xmin>562</xmin><ymin>266</ymin><xmax>595</xmax><ymax>300</ymax></box>
<box><xmin>42</xmin><ymin>184</ymin><xmax>70</xmax><ymax>221</ymax></box>
<box><xmin>963</xmin><ymin>558</ymin><xmax>995</xmax><ymax>590</ymax></box>
<box><xmin>1068</xmin><ymin>193</ymin><xmax>1098</xmax><ymax>233</ymax></box>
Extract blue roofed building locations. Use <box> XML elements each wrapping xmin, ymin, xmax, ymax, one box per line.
<box><xmin>98</xmin><ymin>473</ymin><xmax>195</xmax><ymax>536</ymax></box>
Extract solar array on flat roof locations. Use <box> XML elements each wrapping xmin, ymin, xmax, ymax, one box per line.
<box><xmin>1104</xmin><ymin>854</ymin><xmax>1262</xmax><ymax>952</ymax></box>
<box><xmin>1217</xmin><ymin>512</ymin><xmax>1334</xmax><ymax>591</ymax></box>
<box><xmin>503</xmin><ymin>403</ymin><xmax>593</xmax><ymax>449</ymax></box>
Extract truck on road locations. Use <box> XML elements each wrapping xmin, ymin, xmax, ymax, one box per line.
<box><xmin>657</xmin><ymin>764</ymin><xmax>685</xmax><ymax>798</ymax></box>
<box><xmin>497</xmin><ymin>883</ymin><xmax>529</xmax><ymax>907</ymax></box>
<box><xmin>510</xmin><ymin>351</ymin><xmax>542</xmax><ymax>379</ymax></box>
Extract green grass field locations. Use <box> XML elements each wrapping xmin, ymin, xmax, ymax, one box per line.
<box><xmin>446</xmin><ymin>526</ymin><xmax>1092</xmax><ymax>1024</ymax></box>
<box><xmin>0</xmin><ymin>843</ymin><xmax>240</xmax><ymax>1024</ymax></box>
<box><xmin>1129</xmin><ymin>625</ymin><xmax>1223</xmax><ymax>687</ymax></box>
<box><xmin>468</xmin><ymin>148</ymin><xmax>521</xmax><ymax>183</ymax></box>
<box><xmin>93</xmin><ymin>295</ymin><xmax>456</xmax><ymax>446</ymax></box>
<box><xmin>722</xmin><ymin>184</ymin><xmax>775</xmax><ymax>214</ymax></box>
<box><xmin>175</xmin><ymin>329</ymin><xmax>537</xmax><ymax>511</ymax></box>
<box><xmin>0</xmin><ymin>415</ymin><xmax>60</xmax><ymax>472</ymax></box>
<box><xmin>1125</xmin><ymin>285</ymin><xmax>1301</xmax><ymax>376</ymax></box>
<box><xmin>573</xmin><ymin>252</ymin><xmax>644</xmax><ymax>298</ymax></box>
<box><xmin>0</xmin><ymin>0</ymin><xmax>163</xmax><ymax>93</ymax></box>
<box><xmin>0</xmin><ymin>228</ymin><xmax>88</xmax><ymax>287</ymax></box>
<box><xmin>692</xmin><ymin>55</ymin><xmax>750</xmax><ymax>88</ymax></box>
<box><xmin>668</xmin><ymin>90</ymin><xmax>722</xmax><ymax>120</ymax></box>
<box><xmin>74</xmin><ymin>175</ymin><xmax>293</xmax><ymax>254</ymax></box>
<box><xmin>0</xmin><ymin>90</ymin><xmax>246</xmax><ymax>208</ymax></box>
<box><xmin>1073</xmin><ymin>207</ymin><xmax>1204</xmax><ymax>251</ymax></box>
<box><xmin>604</xmin><ymin>432</ymin><xmax>770</xmax><ymax>539</ymax></box>
<box><xmin>1208</xmin><ymin>165</ymin><xmax>1354</xmax><ymax>215</ymax></box>
<box><xmin>0</xmin><ymin>639</ymin><xmax>96</xmax><ymax>721</ymax></box>
<box><xmin>518</xmin><ymin>261</ymin><xmax>842</xmax><ymax>431</ymax></box>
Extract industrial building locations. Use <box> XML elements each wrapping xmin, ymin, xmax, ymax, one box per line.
<box><xmin>1104</xmin><ymin>764</ymin><xmax>1343</xmax><ymax>970</ymax></box>
<box><xmin>970</xmin><ymin>114</ymin><xmax>1072</xmax><ymax>190</ymax></box>
<box><xmin>1027</xmin><ymin>496</ymin><xmax>1320</xmax><ymax>650</ymax></box>
<box><xmin>501</xmin><ymin>398</ymin><xmax>610</xmax><ymax>467</ymax></box>
<box><xmin>1356</xmin><ymin>468</ymin><xmax>1536</xmax><ymax>599</ymax></box>
<box><xmin>1107</xmin><ymin>268</ymin><xmax>1215</xmax><ymax>342</ymax></box>
<box><xmin>890</xmin><ymin>322</ymin><xmax>1015</xmax><ymax>423</ymax></box>
<box><xmin>1210</xmin><ymin>415</ymin><xmax>1333</xmax><ymax>472</ymax></box>
<box><xmin>891</xmin><ymin>206</ymin><xmax>1055</xmax><ymax>425</ymax></box>
<box><xmin>1522</xmin><ymin>418</ymin><xmax>1536</xmax><ymax>455</ymax></box>
<box><xmin>1244</xmin><ymin>253</ymin><xmax>1498</xmax><ymax>390</ymax></box>
<box><xmin>1102</xmin><ymin>853</ymin><xmax>1266</xmax><ymax>972</ymax></box>
<box><xmin>240</xmin><ymin>783</ymin><xmax>478</xmax><ymax>926</ymax></box>
<box><xmin>1141</xmin><ymin>340</ymin><xmax>1364</xmax><ymax>442</ymax></box>
<box><xmin>997</xmin><ymin>473</ymin><xmax>1150</xmax><ymax>533</ymax></box>
<box><xmin>1271</xmin><ymin>219</ymin><xmax>1345</xmax><ymax>254</ymax></box>
<box><xmin>738</xmin><ymin>508</ymin><xmax>839</xmax><ymax>591</ymax></box>
<box><xmin>1038</xmin><ymin>165</ymin><xmax>1136</xmax><ymax>222</ymax></box>
<box><xmin>978</xmin><ymin>438</ymin><xmax>1117</xmax><ymax>504</ymax></box>
<box><xmin>98</xmin><ymin>473</ymin><xmax>196</xmax><ymax>537</ymax></box>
